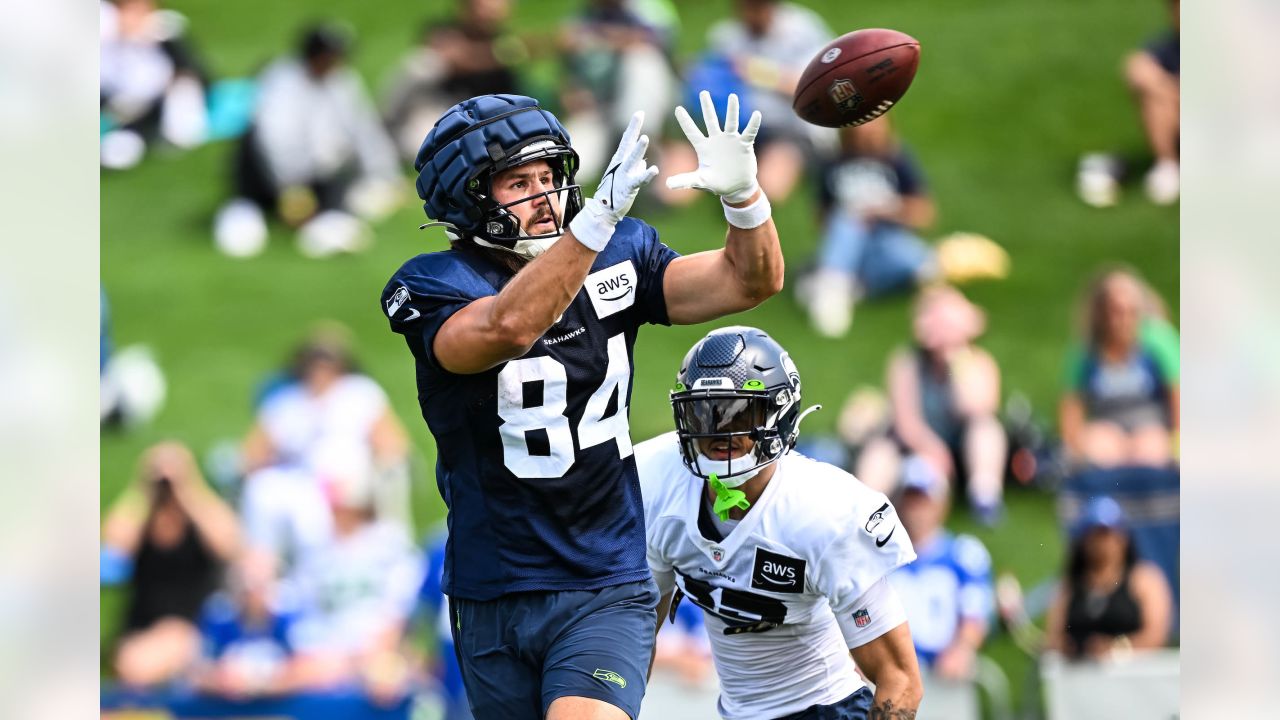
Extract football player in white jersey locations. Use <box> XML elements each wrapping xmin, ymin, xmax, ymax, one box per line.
<box><xmin>637</xmin><ymin>326</ymin><xmax>923</xmax><ymax>720</ymax></box>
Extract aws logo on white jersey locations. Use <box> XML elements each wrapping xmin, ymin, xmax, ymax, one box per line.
<box><xmin>584</xmin><ymin>260</ymin><xmax>637</xmax><ymax>319</ymax></box>
<box><xmin>750</xmin><ymin>547</ymin><xmax>806</xmax><ymax>594</ymax></box>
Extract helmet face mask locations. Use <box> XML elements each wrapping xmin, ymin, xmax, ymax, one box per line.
<box><xmin>468</xmin><ymin>140</ymin><xmax>584</xmax><ymax>258</ymax></box>
<box><xmin>415</xmin><ymin>96</ymin><xmax>585</xmax><ymax>261</ymax></box>
<box><xmin>671</xmin><ymin>327</ymin><xmax>804</xmax><ymax>483</ymax></box>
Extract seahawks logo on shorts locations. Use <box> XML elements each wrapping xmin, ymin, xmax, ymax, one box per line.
<box><xmin>593</xmin><ymin>669</ymin><xmax>627</xmax><ymax>688</ymax></box>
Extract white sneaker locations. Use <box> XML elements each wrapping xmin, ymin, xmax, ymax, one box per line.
<box><xmin>345</xmin><ymin>177</ymin><xmax>403</xmax><ymax>222</ymax></box>
<box><xmin>1144</xmin><ymin>159</ymin><xmax>1179</xmax><ymax>205</ymax></box>
<box><xmin>214</xmin><ymin>199</ymin><xmax>268</xmax><ymax>258</ymax></box>
<box><xmin>100</xmin><ymin>129</ymin><xmax>146</xmax><ymax>170</ymax></box>
<box><xmin>807</xmin><ymin>269</ymin><xmax>856</xmax><ymax>338</ymax></box>
<box><xmin>1076</xmin><ymin>153</ymin><xmax>1120</xmax><ymax>208</ymax></box>
<box><xmin>297</xmin><ymin>210</ymin><xmax>372</xmax><ymax>258</ymax></box>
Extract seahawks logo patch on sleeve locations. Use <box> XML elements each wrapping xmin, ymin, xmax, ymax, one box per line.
<box><xmin>386</xmin><ymin>286</ymin><xmax>420</xmax><ymax>321</ymax></box>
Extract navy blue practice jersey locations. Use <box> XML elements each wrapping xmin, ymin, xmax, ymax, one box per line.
<box><xmin>382</xmin><ymin>218</ymin><xmax>679</xmax><ymax>600</ymax></box>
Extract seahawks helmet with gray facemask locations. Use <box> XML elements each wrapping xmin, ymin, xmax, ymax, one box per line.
<box><xmin>670</xmin><ymin>326</ymin><xmax>819</xmax><ymax>488</ymax></box>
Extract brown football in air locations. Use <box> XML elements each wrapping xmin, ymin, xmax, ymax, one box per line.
<box><xmin>792</xmin><ymin>28</ymin><xmax>921</xmax><ymax>128</ymax></box>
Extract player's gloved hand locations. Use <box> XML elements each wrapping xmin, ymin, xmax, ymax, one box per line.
<box><xmin>568</xmin><ymin>111</ymin><xmax>659</xmax><ymax>252</ymax></box>
<box><xmin>667</xmin><ymin>91</ymin><xmax>763</xmax><ymax>204</ymax></box>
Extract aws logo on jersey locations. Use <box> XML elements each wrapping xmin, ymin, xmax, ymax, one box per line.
<box><xmin>750</xmin><ymin>547</ymin><xmax>806</xmax><ymax>594</ymax></box>
<box><xmin>584</xmin><ymin>260</ymin><xmax>638</xmax><ymax>319</ymax></box>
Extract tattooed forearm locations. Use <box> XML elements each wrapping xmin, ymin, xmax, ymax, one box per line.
<box><xmin>869</xmin><ymin>700</ymin><xmax>917</xmax><ymax>720</ymax></box>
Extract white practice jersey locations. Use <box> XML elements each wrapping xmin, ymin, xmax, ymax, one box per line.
<box><xmin>638</xmin><ymin>433</ymin><xmax>916</xmax><ymax>720</ymax></box>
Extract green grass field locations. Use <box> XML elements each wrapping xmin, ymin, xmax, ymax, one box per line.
<box><xmin>101</xmin><ymin>0</ymin><xmax>1178</xmax><ymax>713</ymax></box>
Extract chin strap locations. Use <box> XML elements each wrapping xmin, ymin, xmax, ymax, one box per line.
<box><xmin>708</xmin><ymin>474</ymin><xmax>750</xmax><ymax>521</ymax></box>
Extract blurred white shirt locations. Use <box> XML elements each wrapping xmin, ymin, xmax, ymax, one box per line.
<box><xmin>287</xmin><ymin>521</ymin><xmax>422</xmax><ymax>654</ymax></box>
<box><xmin>252</xmin><ymin>58</ymin><xmax>399</xmax><ymax>188</ymax></box>
<box><xmin>258</xmin><ymin>373</ymin><xmax>389</xmax><ymax>470</ymax></box>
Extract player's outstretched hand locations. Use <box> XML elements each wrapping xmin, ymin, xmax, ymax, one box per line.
<box><xmin>568</xmin><ymin>111</ymin><xmax>659</xmax><ymax>251</ymax></box>
<box><xmin>667</xmin><ymin>91</ymin><xmax>762</xmax><ymax>203</ymax></box>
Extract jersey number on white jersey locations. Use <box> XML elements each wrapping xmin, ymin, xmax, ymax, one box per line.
<box><xmin>496</xmin><ymin>333</ymin><xmax>633</xmax><ymax>478</ymax></box>
<box><xmin>679</xmin><ymin>571</ymin><xmax>789</xmax><ymax>635</ymax></box>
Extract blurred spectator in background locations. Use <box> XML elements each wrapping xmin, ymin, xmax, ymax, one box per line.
<box><xmin>241</xmin><ymin>323</ymin><xmax>412</xmax><ymax>565</ymax></box>
<box><xmin>191</xmin><ymin>551</ymin><xmax>304</xmax><ymax>700</ymax></box>
<box><xmin>858</xmin><ymin>286</ymin><xmax>1007</xmax><ymax>523</ymax></box>
<box><xmin>286</xmin><ymin>454</ymin><xmax>423</xmax><ymax>705</ymax></box>
<box><xmin>1126</xmin><ymin>0</ymin><xmax>1179</xmax><ymax>205</ymax></box>
<box><xmin>1060</xmin><ymin>267</ymin><xmax>1179</xmax><ymax>468</ymax></box>
<box><xmin>102</xmin><ymin>441</ymin><xmax>240</xmax><ymax>688</ymax></box>
<box><xmin>651</xmin><ymin>596</ymin><xmax>715</xmax><ymax>688</ymax></box>
<box><xmin>889</xmin><ymin>463</ymin><xmax>993</xmax><ymax>681</ymax></box>
<box><xmin>801</xmin><ymin>116</ymin><xmax>936</xmax><ymax>337</ymax></box>
<box><xmin>1043</xmin><ymin>497</ymin><xmax>1172</xmax><ymax>660</ymax></box>
<box><xmin>100</xmin><ymin>0</ymin><xmax>209</xmax><ymax>169</ymax></box>
<box><xmin>213</xmin><ymin>23</ymin><xmax>403</xmax><ymax>259</ymax></box>
<box><xmin>661</xmin><ymin>0</ymin><xmax>831</xmax><ymax>205</ymax></box>
<box><xmin>558</xmin><ymin>0</ymin><xmax>679</xmax><ymax>179</ymax></box>
<box><xmin>242</xmin><ymin>323</ymin><xmax>409</xmax><ymax>474</ymax></box>
<box><xmin>383</xmin><ymin>0</ymin><xmax>523</xmax><ymax>163</ymax></box>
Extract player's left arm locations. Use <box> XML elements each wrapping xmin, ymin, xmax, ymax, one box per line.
<box><xmin>821</xmin><ymin>492</ymin><xmax>921</xmax><ymax>716</ymax></box>
<box><xmin>662</xmin><ymin>91</ymin><xmax>784</xmax><ymax>324</ymax></box>
<box><xmin>850</xmin><ymin>623</ymin><xmax>924</xmax><ymax>719</ymax></box>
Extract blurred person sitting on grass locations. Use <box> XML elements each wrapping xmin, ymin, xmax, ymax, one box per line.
<box><xmin>857</xmin><ymin>285</ymin><xmax>1007</xmax><ymax>524</ymax></box>
<box><xmin>660</xmin><ymin>0</ymin><xmax>832</xmax><ymax>205</ymax></box>
<box><xmin>102</xmin><ymin>441</ymin><xmax>240</xmax><ymax>688</ymax></box>
<box><xmin>242</xmin><ymin>323</ymin><xmax>410</xmax><ymax>476</ymax></box>
<box><xmin>801</xmin><ymin>116</ymin><xmax>936</xmax><ymax>337</ymax></box>
<box><xmin>383</xmin><ymin>0</ymin><xmax>523</xmax><ymax>163</ymax></box>
<box><xmin>100</xmin><ymin>0</ymin><xmax>210</xmax><ymax>169</ymax></box>
<box><xmin>1043</xmin><ymin>497</ymin><xmax>1172</xmax><ymax>660</ymax></box>
<box><xmin>557</xmin><ymin>0</ymin><xmax>679</xmax><ymax>180</ymax></box>
<box><xmin>191</xmin><ymin>551</ymin><xmax>305</xmax><ymax>700</ymax></box>
<box><xmin>1059</xmin><ymin>267</ymin><xmax>1179</xmax><ymax>468</ymax></box>
<box><xmin>889</xmin><ymin>460</ymin><xmax>994</xmax><ymax>682</ymax></box>
<box><xmin>285</xmin><ymin>449</ymin><xmax>424</xmax><ymax>706</ymax></box>
<box><xmin>1127</xmin><ymin>0</ymin><xmax>1179</xmax><ymax>205</ymax></box>
<box><xmin>240</xmin><ymin>326</ymin><xmax>412</xmax><ymax>569</ymax></box>
<box><xmin>213</xmin><ymin>22</ymin><xmax>403</xmax><ymax>260</ymax></box>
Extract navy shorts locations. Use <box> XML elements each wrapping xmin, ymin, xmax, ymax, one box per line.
<box><xmin>449</xmin><ymin>578</ymin><xmax>659</xmax><ymax>720</ymax></box>
<box><xmin>774</xmin><ymin>687</ymin><xmax>876</xmax><ymax>720</ymax></box>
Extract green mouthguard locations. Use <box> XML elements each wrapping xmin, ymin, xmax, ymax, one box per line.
<box><xmin>708</xmin><ymin>473</ymin><xmax>750</xmax><ymax>521</ymax></box>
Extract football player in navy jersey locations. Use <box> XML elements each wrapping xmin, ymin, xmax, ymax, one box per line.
<box><xmin>381</xmin><ymin>91</ymin><xmax>782</xmax><ymax>720</ymax></box>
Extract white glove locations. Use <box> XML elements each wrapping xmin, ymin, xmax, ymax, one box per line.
<box><xmin>666</xmin><ymin>91</ymin><xmax>763</xmax><ymax>204</ymax></box>
<box><xmin>568</xmin><ymin>111</ymin><xmax>659</xmax><ymax>252</ymax></box>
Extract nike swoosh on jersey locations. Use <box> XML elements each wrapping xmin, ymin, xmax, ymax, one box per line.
<box><xmin>403</xmin><ymin>308</ymin><xmax>421</xmax><ymax>321</ymax></box>
<box><xmin>875</xmin><ymin>525</ymin><xmax>896</xmax><ymax>547</ymax></box>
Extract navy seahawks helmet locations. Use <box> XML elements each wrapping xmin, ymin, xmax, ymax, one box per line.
<box><xmin>670</xmin><ymin>326</ymin><xmax>809</xmax><ymax>480</ymax></box>
<box><xmin>414</xmin><ymin>94</ymin><xmax>584</xmax><ymax>258</ymax></box>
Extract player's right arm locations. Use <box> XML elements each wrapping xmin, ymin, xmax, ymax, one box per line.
<box><xmin>433</xmin><ymin>238</ymin><xmax>601</xmax><ymax>373</ymax></box>
<box><xmin>433</xmin><ymin>112</ymin><xmax>659</xmax><ymax>374</ymax></box>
